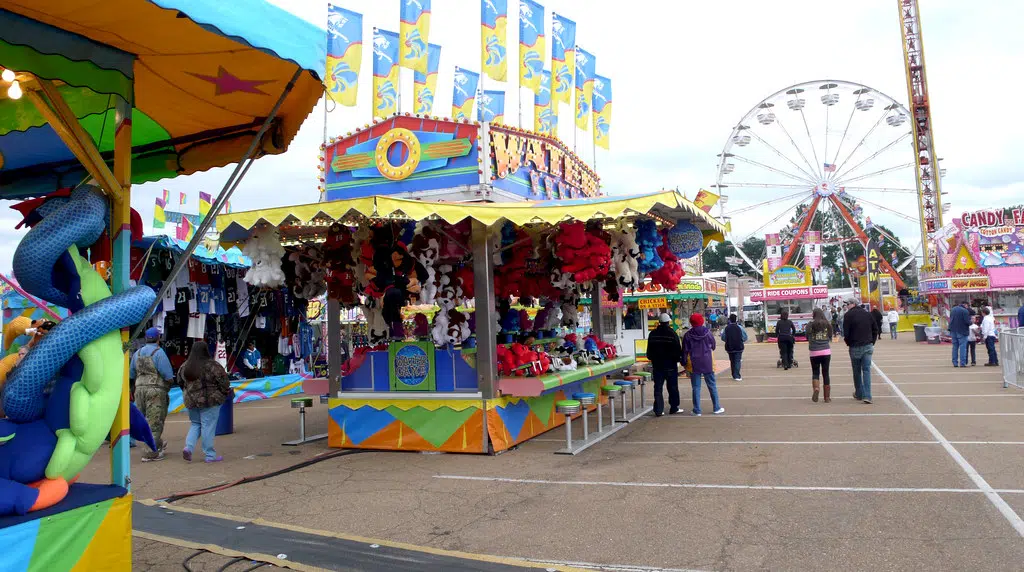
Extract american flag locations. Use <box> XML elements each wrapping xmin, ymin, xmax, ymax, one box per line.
<box><xmin>823</xmin><ymin>163</ymin><xmax>836</xmax><ymax>173</ymax></box>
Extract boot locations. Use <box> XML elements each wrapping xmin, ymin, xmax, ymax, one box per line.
<box><xmin>812</xmin><ymin>379</ymin><xmax>820</xmax><ymax>402</ymax></box>
<box><xmin>823</xmin><ymin>385</ymin><xmax>831</xmax><ymax>403</ymax></box>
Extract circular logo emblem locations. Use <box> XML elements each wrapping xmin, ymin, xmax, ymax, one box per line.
<box><xmin>375</xmin><ymin>128</ymin><xmax>421</xmax><ymax>181</ymax></box>
<box><xmin>394</xmin><ymin>344</ymin><xmax>429</xmax><ymax>386</ymax></box>
<box><xmin>814</xmin><ymin>181</ymin><xmax>834</xmax><ymax>197</ymax></box>
<box><xmin>666</xmin><ymin>221</ymin><xmax>703</xmax><ymax>259</ymax></box>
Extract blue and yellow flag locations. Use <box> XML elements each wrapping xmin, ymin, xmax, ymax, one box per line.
<box><xmin>592</xmin><ymin>75</ymin><xmax>612</xmax><ymax>149</ymax></box>
<box><xmin>399</xmin><ymin>0</ymin><xmax>431</xmax><ymax>74</ymax></box>
<box><xmin>574</xmin><ymin>47</ymin><xmax>596</xmax><ymax>130</ymax></box>
<box><xmin>413</xmin><ymin>43</ymin><xmax>441</xmax><ymax>115</ymax></box>
<box><xmin>372</xmin><ymin>28</ymin><xmax>400</xmax><ymax>118</ymax></box>
<box><xmin>479</xmin><ymin>89</ymin><xmax>505</xmax><ymax>124</ymax></box>
<box><xmin>518</xmin><ymin>0</ymin><xmax>545</xmax><ymax>93</ymax></box>
<box><xmin>326</xmin><ymin>5</ymin><xmax>362</xmax><ymax>107</ymax></box>
<box><xmin>452</xmin><ymin>67</ymin><xmax>480</xmax><ymax>121</ymax></box>
<box><xmin>550</xmin><ymin>13</ymin><xmax>575</xmax><ymax>107</ymax></box>
<box><xmin>481</xmin><ymin>0</ymin><xmax>508</xmax><ymax>82</ymax></box>
<box><xmin>534</xmin><ymin>69</ymin><xmax>556</xmax><ymax>135</ymax></box>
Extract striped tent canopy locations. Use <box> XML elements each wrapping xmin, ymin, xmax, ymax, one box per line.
<box><xmin>0</xmin><ymin>0</ymin><xmax>326</xmax><ymax>198</ymax></box>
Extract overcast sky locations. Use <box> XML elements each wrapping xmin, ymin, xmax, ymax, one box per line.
<box><xmin>2</xmin><ymin>0</ymin><xmax>1022</xmax><ymax>272</ymax></box>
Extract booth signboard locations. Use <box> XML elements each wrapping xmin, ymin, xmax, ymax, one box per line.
<box><xmin>804</xmin><ymin>231</ymin><xmax>822</xmax><ymax>269</ymax></box>
<box><xmin>750</xmin><ymin>285</ymin><xmax>828</xmax><ymax>301</ymax></box>
<box><xmin>488</xmin><ymin>124</ymin><xmax>600</xmax><ymax>199</ymax></box>
<box><xmin>666</xmin><ymin>221</ymin><xmax>703</xmax><ymax>259</ymax></box>
<box><xmin>677</xmin><ymin>280</ymin><xmax>703</xmax><ymax>292</ymax></box>
<box><xmin>766</xmin><ymin>265</ymin><xmax>811</xmax><ymax>288</ymax></box>
<box><xmin>867</xmin><ymin>238</ymin><xmax>881</xmax><ymax>308</ymax></box>
<box><xmin>920</xmin><ymin>278</ymin><xmax>949</xmax><ymax>293</ymax></box>
<box><xmin>766</xmin><ymin>233</ymin><xmax>783</xmax><ymax>271</ymax></box>
<box><xmin>637</xmin><ymin>296</ymin><xmax>668</xmax><ymax>309</ymax></box>
<box><xmin>389</xmin><ymin>341</ymin><xmax>436</xmax><ymax>391</ymax></box>
<box><xmin>950</xmin><ymin>276</ymin><xmax>990</xmax><ymax>291</ymax></box>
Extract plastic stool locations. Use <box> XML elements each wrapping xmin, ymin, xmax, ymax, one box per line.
<box><xmin>555</xmin><ymin>399</ymin><xmax>582</xmax><ymax>450</ymax></box>
<box><xmin>290</xmin><ymin>397</ymin><xmax>314</xmax><ymax>442</ymax></box>
<box><xmin>572</xmin><ymin>392</ymin><xmax>596</xmax><ymax>439</ymax></box>
<box><xmin>614</xmin><ymin>380</ymin><xmax>634</xmax><ymax>418</ymax></box>
<box><xmin>602</xmin><ymin>385</ymin><xmax>622</xmax><ymax>425</ymax></box>
<box><xmin>633</xmin><ymin>372</ymin><xmax>651</xmax><ymax>407</ymax></box>
<box><xmin>623</xmin><ymin>376</ymin><xmax>641</xmax><ymax>413</ymax></box>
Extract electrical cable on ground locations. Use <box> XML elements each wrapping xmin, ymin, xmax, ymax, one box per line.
<box><xmin>158</xmin><ymin>449</ymin><xmax>364</xmax><ymax>504</ymax></box>
<box><xmin>182</xmin><ymin>549</ymin><xmax>207</xmax><ymax>571</ymax></box>
<box><xmin>217</xmin><ymin>556</ymin><xmax>247</xmax><ymax>571</ymax></box>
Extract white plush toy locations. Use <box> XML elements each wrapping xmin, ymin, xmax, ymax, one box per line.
<box><xmin>243</xmin><ymin>227</ymin><xmax>287</xmax><ymax>288</ymax></box>
<box><xmin>551</xmin><ymin>355</ymin><xmax>578</xmax><ymax>372</ymax></box>
<box><xmin>560</xmin><ymin>300</ymin><xmax>579</xmax><ymax>329</ymax></box>
<box><xmin>361</xmin><ymin>303</ymin><xmax>389</xmax><ymax>346</ymax></box>
<box><xmin>431</xmin><ymin>298</ymin><xmax>455</xmax><ymax>347</ymax></box>
<box><xmin>610</xmin><ymin>224</ymin><xmax>641</xmax><ymax>289</ymax></box>
<box><xmin>544</xmin><ymin>304</ymin><xmax>562</xmax><ymax>330</ymax></box>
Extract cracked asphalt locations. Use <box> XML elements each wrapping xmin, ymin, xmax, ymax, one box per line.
<box><xmin>79</xmin><ymin>336</ymin><xmax>1024</xmax><ymax>571</ymax></box>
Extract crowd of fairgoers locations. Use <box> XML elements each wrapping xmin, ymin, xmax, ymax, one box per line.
<box><xmin>642</xmin><ymin>298</ymin><xmax>1006</xmax><ymax>416</ymax></box>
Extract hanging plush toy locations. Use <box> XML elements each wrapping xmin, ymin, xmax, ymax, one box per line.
<box><xmin>446</xmin><ymin>309</ymin><xmax>471</xmax><ymax>346</ymax></box>
<box><xmin>560</xmin><ymin>296</ymin><xmax>579</xmax><ymax>329</ymax></box>
<box><xmin>410</xmin><ymin>225</ymin><xmax>441</xmax><ymax>305</ymax></box>
<box><xmin>432</xmin><ymin>297</ymin><xmax>455</xmax><ymax>348</ymax></box>
<box><xmin>649</xmin><ymin>228</ymin><xmax>685</xmax><ymax>290</ymax></box>
<box><xmin>361</xmin><ymin>303</ymin><xmax>389</xmax><ymax>347</ymax></box>
<box><xmin>610</xmin><ymin>223</ymin><xmax>641</xmax><ymax>289</ymax></box>
<box><xmin>552</xmin><ymin>221</ymin><xmax>612</xmax><ymax>286</ymax></box>
<box><xmin>243</xmin><ymin>227</ymin><xmax>287</xmax><ymax>288</ymax></box>
<box><xmin>635</xmin><ymin>219</ymin><xmax>664</xmax><ymax>276</ymax></box>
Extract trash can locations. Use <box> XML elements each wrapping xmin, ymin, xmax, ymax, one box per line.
<box><xmin>914</xmin><ymin>323</ymin><xmax>927</xmax><ymax>343</ymax></box>
<box><xmin>216</xmin><ymin>397</ymin><xmax>234</xmax><ymax>436</ymax></box>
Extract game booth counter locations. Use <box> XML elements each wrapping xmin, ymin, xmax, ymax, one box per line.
<box><xmin>922</xmin><ymin>207</ymin><xmax>1024</xmax><ymax>330</ymax></box>
<box><xmin>0</xmin><ymin>1</ymin><xmax>326</xmax><ymax>569</ymax></box>
<box><xmin>217</xmin><ymin>120</ymin><xmax>726</xmax><ymax>455</ymax></box>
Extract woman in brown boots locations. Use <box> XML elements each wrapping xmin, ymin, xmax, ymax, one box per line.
<box><xmin>806</xmin><ymin>308</ymin><xmax>832</xmax><ymax>402</ymax></box>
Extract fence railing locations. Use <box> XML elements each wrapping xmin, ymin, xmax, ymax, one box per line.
<box><xmin>1000</xmin><ymin>329</ymin><xmax>1024</xmax><ymax>390</ymax></box>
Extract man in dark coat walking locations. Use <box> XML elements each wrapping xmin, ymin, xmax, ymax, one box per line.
<box><xmin>948</xmin><ymin>301</ymin><xmax>971</xmax><ymax>367</ymax></box>
<box><xmin>844</xmin><ymin>298</ymin><xmax>880</xmax><ymax>403</ymax></box>
<box><xmin>647</xmin><ymin>313</ymin><xmax>682</xmax><ymax>417</ymax></box>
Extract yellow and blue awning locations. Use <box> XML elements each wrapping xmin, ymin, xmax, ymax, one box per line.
<box><xmin>216</xmin><ymin>190</ymin><xmax>727</xmax><ymax>245</ymax></box>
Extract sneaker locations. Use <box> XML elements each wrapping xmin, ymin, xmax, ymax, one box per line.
<box><xmin>205</xmin><ymin>456</ymin><xmax>224</xmax><ymax>463</ymax></box>
<box><xmin>735</xmin><ymin>377</ymin><xmax>742</xmax><ymax>382</ymax></box>
<box><xmin>141</xmin><ymin>451</ymin><xmax>166</xmax><ymax>462</ymax></box>
<box><xmin>182</xmin><ymin>449</ymin><xmax>192</xmax><ymax>462</ymax></box>
<box><xmin>862</xmin><ymin>399</ymin><xmax>872</xmax><ymax>404</ymax></box>
<box><xmin>691</xmin><ymin>411</ymin><xmax>702</xmax><ymax>417</ymax></box>
<box><xmin>654</xmin><ymin>412</ymin><xmax>664</xmax><ymax>417</ymax></box>
<box><xmin>158</xmin><ymin>440</ymin><xmax>168</xmax><ymax>453</ymax></box>
<box><xmin>713</xmin><ymin>407</ymin><xmax>726</xmax><ymax>415</ymax></box>
<box><xmin>669</xmin><ymin>407</ymin><xmax>680</xmax><ymax>415</ymax></box>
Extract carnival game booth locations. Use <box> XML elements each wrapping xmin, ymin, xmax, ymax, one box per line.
<box><xmin>923</xmin><ymin>208</ymin><xmax>1024</xmax><ymax>330</ymax></box>
<box><xmin>0</xmin><ymin>1</ymin><xmax>325</xmax><ymax>569</ymax></box>
<box><xmin>753</xmin><ymin>263</ymin><xmax>829</xmax><ymax>341</ymax></box>
<box><xmin>217</xmin><ymin>189</ymin><xmax>725</xmax><ymax>454</ymax></box>
<box><xmin>615</xmin><ymin>277</ymin><xmax>728</xmax><ymax>359</ymax></box>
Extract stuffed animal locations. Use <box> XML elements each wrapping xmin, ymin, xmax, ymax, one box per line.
<box><xmin>410</xmin><ymin>227</ymin><xmax>441</xmax><ymax>305</ymax></box>
<box><xmin>412</xmin><ymin>313</ymin><xmax>431</xmax><ymax>338</ymax></box>
<box><xmin>454</xmin><ymin>265</ymin><xmax>474</xmax><ymax>300</ymax></box>
<box><xmin>550</xmin><ymin>354</ymin><xmax>577</xmax><ymax>372</ymax></box>
<box><xmin>560</xmin><ymin>298</ymin><xmax>579</xmax><ymax>329</ymax></box>
<box><xmin>610</xmin><ymin>224</ymin><xmax>641</xmax><ymax>289</ymax></box>
<box><xmin>446</xmin><ymin>310</ymin><xmax>471</xmax><ymax>346</ymax></box>
<box><xmin>243</xmin><ymin>227</ymin><xmax>287</xmax><ymax>288</ymax></box>
<box><xmin>361</xmin><ymin>303</ymin><xmax>389</xmax><ymax>347</ymax></box>
<box><xmin>432</xmin><ymin>297</ymin><xmax>456</xmax><ymax>348</ymax></box>
<box><xmin>635</xmin><ymin>219</ymin><xmax>664</xmax><ymax>276</ymax></box>
<box><xmin>552</xmin><ymin>221</ymin><xmax>612</xmax><ymax>286</ymax></box>
<box><xmin>649</xmin><ymin>228</ymin><xmax>684</xmax><ymax>290</ymax></box>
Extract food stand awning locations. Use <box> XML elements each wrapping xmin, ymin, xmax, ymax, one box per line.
<box><xmin>216</xmin><ymin>190</ymin><xmax>727</xmax><ymax>245</ymax></box>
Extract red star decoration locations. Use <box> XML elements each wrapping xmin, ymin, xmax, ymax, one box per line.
<box><xmin>188</xmin><ymin>66</ymin><xmax>274</xmax><ymax>95</ymax></box>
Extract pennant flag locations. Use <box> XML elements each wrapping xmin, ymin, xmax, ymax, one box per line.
<box><xmin>372</xmin><ymin>28</ymin><xmax>400</xmax><ymax>118</ymax></box>
<box><xmin>534</xmin><ymin>69</ymin><xmax>556</xmax><ymax>135</ymax></box>
<box><xmin>574</xmin><ymin>47</ymin><xmax>596</xmax><ymax>130</ymax></box>
<box><xmin>176</xmin><ymin>217</ymin><xmax>196</xmax><ymax>241</ymax></box>
<box><xmin>550</xmin><ymin>13</ymin><xmax>576</xmax><ymax>107</ymax></box>
<box><xmin>480</xmin><ymin>0</ymin><xmax>508</xmax><ymax>82</ymax></box>
<box><xmin>478</xmin><ymin>89</ymin><xmax>505</xmax><ymax>124</ymax></box>
<box><xmin>413</xmin><ymin>43</ymin><xmax>441</xmax><ymax>115</ymax></box>
<box><xmin>161</xmin><ymin>189</ymin><xmax>169</xmax><ymax>202</ymax></box>
<box><xmin>326</xmin><ymin>5</ymin><xmax>362</xmax><ymax>107</ymax></box>
<box><xmin>692</xmin><ymin>189</ymin><xmax>720</xmax><ymax>213</ymax></box>
<box><xmin>400</xmin><ymin>0</ymin><xmax>431</xmax><ymax>73</ymax></box>
<box><xmin>199</xmin><ymin>191</ymin><xmax>212</xmax><ymax>219</ymax></box>
<box><xmin>225</xmin><ymin>200</ymin><xmax>232</xmax><ymax>214</ymax></box>
<box><xmin>179</xmin><ymin>191</ymin><xmax>187</xmax><ymax>205</ymax></box>
<box><xmin>518</xmin><ymin>0</ymin><xmax>545</xmax><ymax>93</ymax></box>
<box><xmin>592</xmin><ymin>75</ymin><xmax>612</xmax><ymax>149</ymax></box>
<box><xmin>451</xmin><ymin>67</ymin><xmax>480</xmax><ymax>121</ymax></box>
<box><xmin>153</xmin><ymin>198</ymin><xmax>166</xmax><ymax>229</ymax></box>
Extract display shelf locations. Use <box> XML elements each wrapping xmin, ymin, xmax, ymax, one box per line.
<box><xmin>497</xmin><ymin>356</ymin><xmax>635</xmax><ymax>397</ymax></box>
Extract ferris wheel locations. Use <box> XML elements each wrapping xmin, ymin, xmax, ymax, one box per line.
<box><xmin>714</xmin><ymin>80</ymin><xmax>932</xmax><ymax>283</ymax></box>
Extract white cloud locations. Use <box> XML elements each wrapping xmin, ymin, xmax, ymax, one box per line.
<box><xmin>2</xmin><ymin>0</ymin><xmax>1021</xmax><ymax>273</ymax></box>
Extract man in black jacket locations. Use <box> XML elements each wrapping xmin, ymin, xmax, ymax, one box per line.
<box><xmin>843</xmin><ymin>298</ymin><xmax>880</xmax><ymax>403</ymax></box>
<box><xmin>647</xmin><ymin>313</ymin><xmax>682</xmax><ymax>416</ymax></box>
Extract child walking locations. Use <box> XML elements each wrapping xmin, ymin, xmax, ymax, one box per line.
<box><xmin>806</xmin><ymin>308</ymin><xmax>833</xmax><ymax>402</ymax></box>
<box><xmin>967</xmin><ymin>316</ymin><xmax>980</xmax><ymax>367</ymax></box>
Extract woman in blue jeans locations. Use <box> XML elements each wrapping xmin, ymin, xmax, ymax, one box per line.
<box><xmin>683</xmin><ymin>313</ymin><xmax>724</xmax><ymax>416</ymax></box>
<box><xmin>177</xmin><ymin>341</ymin><xmax>232</xmax><ymax>463</ymax></box>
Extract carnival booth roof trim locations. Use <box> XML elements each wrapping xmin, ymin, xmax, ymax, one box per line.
<box><xmin>217</xmin><ymin>190</ymin><xmax>727</xmax><ymax>244</ymax></box>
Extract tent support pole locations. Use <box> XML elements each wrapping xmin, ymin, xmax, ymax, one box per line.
<box><xmin>472</xmin><ymin>221</ymin><xmax>498</xmax><ymax>400</ymax></box>
<box><xmin>327</xmin><ymin>298</ymin><xmax>342</xmax><ymax>396</ymax></box>
<box><xmin>130</xmin><ymin>66</ymin><xmax>305</xmax><ymax>345</ymax></box>
<box><xmin>110</xmin><ymin>96</ymin><xmax>133</xmax><ymax>490</ymax></box>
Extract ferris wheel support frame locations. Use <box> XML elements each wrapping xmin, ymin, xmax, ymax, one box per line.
<box><xmin>898</xmin><ymin>0</ymin><xmax>944</xmax><ymax>268</ymax></box>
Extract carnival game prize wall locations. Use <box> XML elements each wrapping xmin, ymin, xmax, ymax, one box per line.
<box><xmin>389</xmin><ymin>341</ymin><xmax>436</xmax><ymax>391</ymax></box>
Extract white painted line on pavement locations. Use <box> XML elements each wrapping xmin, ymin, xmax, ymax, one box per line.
<box><xmin>874</xmin><ymin>362</ymin><xmax>1024</xmax><ymax>537</ymax></box>
<box><xmin>719</xmin><ymin>380</ymin><xmax>997</xmax><ymax>385</ymax></box>
<box><xmin>662</xmin><ymin>412</ymin><xmax>1024</xmax><ymax>418</ymax></box>
<box><xmin>434</xmin><ymin>475</ymin><xmax>1024</xmax><ymax>495</ymax></box>
<box><xmin>623</xmin><ymin>440</ymin><xmax>1024</xmax><ymax>445</ymax></box>
<box><xmin>524</xmin><ymin>558</ymin><xmax>707</xmax><ymax>572</ymax></box>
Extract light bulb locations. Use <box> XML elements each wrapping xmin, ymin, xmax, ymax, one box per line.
<box><xmin>7</xmin><ymin>80</ymin><xmax>23</xmax><ymax>100</ymax></box>
<box><xmin>1</xmin><ymin>69</ymin><xmax>14</xmax><ymax>83</ymax></box>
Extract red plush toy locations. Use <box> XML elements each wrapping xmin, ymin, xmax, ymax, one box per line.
<box><xmin>324</xmin><ymin>223</ymin><xmax>358</xmax><ymax>305</ymax></box>
<box><xmin>455</xmin><ymin>265</ymin><xmax>475</xmax><ymax>300</ymax></box>
<box><xmin>554</xmin><ymin>221</ymin><xmax>612</xmax><ymax>285</ymax></box>
<box><xmin>648</xmin><ymin>229</ymin><xmax>684</xmax><ymax>290</ymax></box>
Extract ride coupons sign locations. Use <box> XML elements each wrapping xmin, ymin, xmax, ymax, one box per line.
<box><xmin>750</xmin><ymin>285</ymin><xmax>828</xmax><ymax>301</ymax></box>
<box><xmin>803</xmin><ymin>231</ymin><xmax>822</xmax><ymax>269</ymax></box>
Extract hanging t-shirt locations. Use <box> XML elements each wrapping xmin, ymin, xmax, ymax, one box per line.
<box><xmin>277</xmin><ymin>335</ymin><xmax>292</xmax><ymax>357</ymax></box>
<box><xmin>212</xmin><ymin>285</ymin><xmax>228</xmax><ymax>315</ymax></box>
<box><xmin>187</xmin><ymin>258</ymin><xmax>210</xmax><ymax>285</ymax></box>
<box><xmin>187</xmin><ymin>312</ymin><xmax>207</xmax><ymax>339</ymax></box>
<box><xmin>175</xmin><ymin>264</ymin><xmax>190</xmax><ymax>289</ymax></box>
<box><xmin>196</xmin><ymin>285</ymin><xmax>214</xmax><ymax>314</ymax></box>
<box><xmin>225</xmin><ymin>278</ymin><xmax>239</xmax><ymax>314</ymax></box>
<box><xmin>161</xmin><ymin>281</ymin><xmax>176</xmax><ymax>311</ymax></box>
<box><xmin>298</xmin><ymin>321</ymin><xmax>315</xmax><ymax>358</ymax></box>
<box><xmin>145</xmin><ymin>250</ymin><xmax>174</xmax><ymax>283</ymax></box>
<box><xmin>208</xmin><ymin>263</ymin><xmax>223</xmax><ymax>286</ymax></box>
<box><xmin>174</xmin><ymin>286</ymin><xmax>192</xmax><ymax>316</ymax></box>
<box><xmin>215</xmin><ymin>341</ymin><xmax>228</xmax><ymax>368</ymax></box>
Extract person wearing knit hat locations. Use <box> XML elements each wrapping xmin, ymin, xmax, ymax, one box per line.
<box><xmin>683</xmin><ymin>312</ymin><xmax>724</xmax><ymax>416</ymax></box>
<box><xmin>647</xmin><ymin>312</ymin><xmax>684</xmax><ymax>416</ymax></box>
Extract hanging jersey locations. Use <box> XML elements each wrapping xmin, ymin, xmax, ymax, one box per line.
<box><xmin>187</xmin><ymin>313</ymin><xmax>207</xmax><ymax>339</ymax></box>
<box><xmin>196</xmin><ymin>285</ymin><xmax>214</xmax><ymax>314</ymax></box>
<box><xmin>174</xmin><ymin>286</ymin><xmax>192</xmax><ymax>316</ymax></box>
<box><xmin>212</xmin><ymin>286</ymin><xmax>228</xmax><ymax>315</ymax></box>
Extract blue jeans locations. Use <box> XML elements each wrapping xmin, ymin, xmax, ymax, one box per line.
<box><xmin>690</xmin><ymin>372</ymin><xmax>721</xmax><ymax>414</ymax></box>
<box><xmin>728</xmin><ymin>352</ymin><xmax>742</xmax><ymax>379</ymax></box>
<box><xmin>985</xmin><ymin>335</ymin><xmax>999</xmax><ymax>365</ymax></box>
<box><xmin>849</xmin><ymin>344</ymin><xmax>874</xmax><ymax>401</ymax></box>
<box><xmin>185</xmin><ymin>406</ymin><xmax>221</xmax><ymax>461</ymax></box>
<box><xmin>951</xmin><ymin>332</ymin><xmax>969</xmax><ymax>366</ymax></box>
